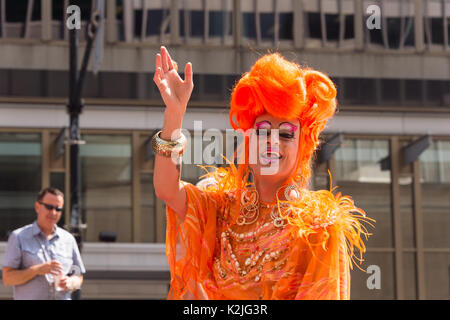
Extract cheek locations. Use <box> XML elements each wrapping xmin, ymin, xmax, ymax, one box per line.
<box><xmin>281</xmin><ymin>143</ymin><xmax>299</xmax><ymax>167</ymax></box>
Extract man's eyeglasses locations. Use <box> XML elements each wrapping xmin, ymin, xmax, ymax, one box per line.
<box><xmin>39</xmin><ymin>201</ymin><xmax>63</xmax><ymax>212</ymax></box>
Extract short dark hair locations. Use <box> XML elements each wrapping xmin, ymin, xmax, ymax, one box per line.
<box><xmin>37</xmin><ymin>187</ymin><xmax>64</xmax><ymax>202</ymax></box>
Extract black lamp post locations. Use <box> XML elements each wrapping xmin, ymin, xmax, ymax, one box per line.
<box><xmin>67</xmin><ymin>8</ymin><xmax>102</xmax><ymax>300</ymax></box>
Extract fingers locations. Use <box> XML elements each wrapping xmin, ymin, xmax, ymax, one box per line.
<box><xmin>153</xmin><ymin>67</ymin><xmax>163</xmax><ymax>87</ymax></box>
<box><xmin>155</xmin><ymin>53</ymin><xmax>162</xmax><ymax>72</ymax></box>
<box><xmin>184</xmin><ymin>62</ymin><xmax>193</xmax><ymax>85</ymax></box>
<box><xmin>164</xmin><ymin>47</ymin><xmax>175</xmax><ymax>71</ymax></box>
<box><xmin>161</xmin><ymin>46</ymin><xmax>170</xmax><ymax>73</ymax></box>
<box><xmin>49</xmin><ymin>260</ymin><xmax>64</xmax><ymax>275</ymax></box>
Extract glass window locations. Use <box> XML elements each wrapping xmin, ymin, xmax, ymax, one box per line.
<box><xmin>420</xmin><ymin>140</ymin><xmax>450</xmax><ymax>248</ymax></box>
<box><xmin>99</xmin><ymin>72</ymin><xmax>131</xmax><ymax>99</ymax></box>
<box><xmin>368</xmin><ymin>24</ymin><xmax>383</xmax><ymax>46</ymax></box>
<box><xmin>260</xmin><ymin>12</ymin><xmax>274</xmax><ymax>40</ymax></box>
<box><xmin>404</xmin><ymin>80</ymin><xmax>423</xmax><ymax>106</ymax></box>
<box><xmin>307</xmin><ymin>12</ymin><xmax>321</xmax><ymax>39</ymax></box>
<box><xmin>399</xmin><ymin>175</ymin><xmax>415</xmax><ymax>248</ymax></box>
<box><xmin>381</xmin><ymin>79</ymin><xmax>400</xmax><ymax>104</ymax></box>
<box><xmin>0</xmin><ymin>133</ymin><xmax>41</xmax><ymax>241</ymax></box>
<box><xmin>146</xmin><ymin>9</ymin><xmax>164</xmax><ymax>36</ymax></box>
<box><xmin>242</xmin><ymin>12</ymin><xmax>256</xmax><ymax>39</ymax></box>
<box><xmin>387</xmin><ymin>18</ymin><xmax>402</xmax><ymax>49</ymax></box>
<box><xmin>6</xmin><ymin>0</ymin><xmax>29</xmax><ymax>22</ymax></box>
<box><xmin>350</xmin><ymin>252</ymin><xmax>395</xmax><ymax>299</ymax></box>
<box><xmin>325</xmin><ymin>14</ymin><xmax>339</xmax><ymax>41</ymax></box>
<box><xmin>344</xmin><ymin>15</ymin><xmax>354</xmax><ymax>39</ymax></box>
<box><xmin>334</xmin><ymin>139</ymin><xmax>392</xmax><ymax>248</ymax></box>
<box><xmin>180</xmin><ymin>10</ymin><xmax>204</xmax><ymax>38</ymax></box>
<box><xmin>181</xmin><ymin>130</ymin><xmax>224</xmax><ymax>185</ymax></box>
<box><xmin>80</xmin><ymin>134</ymin><xmax>132</xmax><ymax>243</ymax></box>
<box><xmin>0</xmin><ymin>70</ymin><xmax>10</xmax><ymax>96</ymax></box>
<box><xmin>141</xmin><ymin>173</ymin><xmax>159</xmax><ymax>243</ymax></box>
<box><xmin>52</xmin><ymin>0</ymin><xmax>65</xmax><ymax>21</ymax></box>
<box><xmin>279</xmin><ymin>12</ymin><xmax>293</xmax><ymax>40</ymax></box>
<box><xmin>11</xmin><ymin>70</ymin><xmax>43</xmax><ymax>97</ymax></box>
<box><xmin>203</xmin><ymin>75</ymin><xmax>224</xmax><ymax>97</ymax></box>
<box><xmin>428</xmin><ymin>18</ymin><xmax>444</xmax><ymax>45</ymax></box>
<box><xmin>69</xmin><ymin>0</ymin><xmax>92</xmax><ymax>21</ymax></box>
<box><xmin>209</xmin><ymin>11</ymin><xmax>232</xmax><ymax>37</ymax></box>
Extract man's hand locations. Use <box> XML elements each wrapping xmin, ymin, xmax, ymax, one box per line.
<box><xmin>37</xmin><ymin>260</ymin><xmax>64</xmax><ymax>276</ymax></box>
<box><xmin>58</xmin><ymin>275</ymin><xmax>83</xmax><ymax>292</ymax></box>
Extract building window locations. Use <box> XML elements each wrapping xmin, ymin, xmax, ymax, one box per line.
<box><xmin>80</xmin><ymin>134</ymin><xmax>132</xmax><ymax>242</ymax></box>
<box><xmin>278</xmin><ymin>12</ymin><xmax>293</xmax><ymax>40</ymax></box>
<box><xmin>334</xmin><ymin>138</ymin><xmax>394</xmax><ymax>299</ymax></box>
<box><xmin>325</xmin><ymin>14</ymin><xmax>340</xmax><ymax>41</ymax></box>
<box><xmin>242</xmin><ymin>12</ymin><xmax>256</xmax><ymax>39</ymax></box>
<box><xmin>335</xmin><ymin>139</ymin><xmax>392</xmax><ymax>248</ymax></box>
<box><xmin>420</xmin><ymin>139</ymin><xmax>450</xmax><ymax>299</ymax></box>
<box><xmin>420</xmin><ymin>140</ymin><xmax>450</xmax><ymax>247</ymax></box>
<box><xmin>209</xmin><ymin>11</ymin><xmax>232</xmax><ymax>37</ymax></box>
<box><xmin>140</xmin><ymin>173</ymin><xmax>162</xmax><ymax>243</ymax></box>
<box><xmin>307</xmin><ymin>12</ymin><xmax>321</xmax><ymax>39</ymax></box>
<box><xmin>0</xmin><ymin>133</ymin><xmax>41</xmax><ymax>241</ymax></box>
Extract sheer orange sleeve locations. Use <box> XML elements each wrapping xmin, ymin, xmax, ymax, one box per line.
<box><xmin>165</xmin><ymin>181</ymin><xmax>225</xmax><ymax>299</ymax></box>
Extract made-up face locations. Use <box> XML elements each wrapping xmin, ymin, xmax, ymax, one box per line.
<box><xmin>249</xmin><ymin>113</ymin><xmax>301</xmax><ymax>182</ymax></box>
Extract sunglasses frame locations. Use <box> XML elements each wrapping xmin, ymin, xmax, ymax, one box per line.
<box><xmin>38</xmin><ymin>201</ymin><xmax>63</xmax><ymax>212</ymax></box>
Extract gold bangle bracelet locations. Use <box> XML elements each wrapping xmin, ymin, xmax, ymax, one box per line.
<box><xmin>151</xmin><ymin>131</ymin><xmax>187</xmax><ymax>158</ymax></box>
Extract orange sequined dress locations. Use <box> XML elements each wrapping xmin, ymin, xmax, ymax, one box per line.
<box><xmin>165</xmin><ymin>178</ymin><xmax>372</xmax><ymax>300</ymax></box>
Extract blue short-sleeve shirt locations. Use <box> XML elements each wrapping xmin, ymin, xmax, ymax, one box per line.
<box><xmin>2</xmin><ymin>221</ymin><xmax>86</xmax><ymax>300</ymax></box>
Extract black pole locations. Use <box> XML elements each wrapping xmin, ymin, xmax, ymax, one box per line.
<box><xmin>67</xmin><ymin>11</ymin><xmax>100</xmax><ymax>300</ymax></box>
<box><xmin>68</xmin><ymin>26</ymin><xmax>83</xmax><ymax>301</ymax></box>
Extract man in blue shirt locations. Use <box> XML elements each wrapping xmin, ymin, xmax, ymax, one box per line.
<box><xmin>2</xmin><ymin>187</ymin><xmax>86</xmax><ymax>300</ymax></box>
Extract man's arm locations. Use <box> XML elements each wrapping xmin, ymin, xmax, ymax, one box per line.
<box><xmin>2</xmin><ymin>266</ymin><xmax>40</xmax><ymax>287</ymax></box>
<box><xmin>2</xmin><ymin>261</ymin><xmax>63</xmax><ymax>287</ymax></box>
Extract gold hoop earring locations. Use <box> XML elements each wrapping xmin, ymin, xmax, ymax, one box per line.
<box><xmin>284</xmin><ymin>184</ymin><xmax>300</xmax><ymax>202</ymax></box>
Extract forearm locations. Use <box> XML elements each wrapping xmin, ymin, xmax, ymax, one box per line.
<box><xmin>2</xmin><ymin>266</ymin><xmax>40</xmax><ymax>286</ymax></box>
<box><xmin>154</xmin><ymin>110</ymin><xmax>183</xmax><ymax>197</ymax></box>
<box><xmin>153</xmin><ymin>110</ymin><xmax>187</xmax><ymax>218</ymax></box>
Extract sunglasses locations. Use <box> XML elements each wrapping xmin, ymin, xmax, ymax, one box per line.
<box><xmin>39</xmin><ymin>201</ymin><xmax>63</xmax><ymax>212</ymax></box>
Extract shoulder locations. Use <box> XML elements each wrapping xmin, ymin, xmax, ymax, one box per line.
<box><xmin>10</xmin><ymin>224</ymin><xmax>34</xmax><ymax>240</ymax></box>
<box><xmin>287</xmin><ymin>188</ymin><xmax>368</xmax><ymax>231</ymax></box>
<box><xmin>56</xmin><ymin>227</ymin><xmax>77</xmax><ymax>243</ymax></box>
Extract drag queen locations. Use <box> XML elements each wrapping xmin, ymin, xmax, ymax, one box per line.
<box><xmin>152</xmin><ymin>47</ymin><xmax>373</xmax><ymax>300</ymax></box>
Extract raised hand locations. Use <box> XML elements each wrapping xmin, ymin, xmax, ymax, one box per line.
<box><xmin>153</xmin><ymin>46</ymin><xmax>194</xmax><ymax>118</ymax></box>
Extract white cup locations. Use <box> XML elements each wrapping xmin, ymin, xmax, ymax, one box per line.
<box><xmin>54</xmin><ymin>274</ymin><xmax>64</xmax><ymax>292</ymax></box>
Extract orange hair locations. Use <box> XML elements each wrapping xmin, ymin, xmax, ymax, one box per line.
<box><xmin>229</xmin><ymin>53</ymin><xmax>337</xmax><ymax>189</ymax></box>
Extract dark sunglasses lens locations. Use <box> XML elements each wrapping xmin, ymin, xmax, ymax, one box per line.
<box><xmin>43</xmin><ymin>203</ymin><xmax>63</xmax><ymax>212</ymax></box>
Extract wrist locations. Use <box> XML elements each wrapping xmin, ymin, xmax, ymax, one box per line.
<box><xmin>32</xmin><ymin>264</ymin><xmax>43</xmax><ymax>276</ymax></box>
<box><xmin>161</xmin><ymin>112</ymin><xmax>183</xmax><ymax>141</ymax></box>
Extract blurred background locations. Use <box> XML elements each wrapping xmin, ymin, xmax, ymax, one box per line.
<box><xmin>0</xmin><ymin>0</ymin><xmax>449</xmax><ymax>299</ymax></box>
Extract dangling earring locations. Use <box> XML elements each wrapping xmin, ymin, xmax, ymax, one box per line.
<box><xmin>237</xmin><ymin>187</ymin><xmax>259</xmax><ymax>225</ymax></box>
<box><xmin>284</xmin><ymin>184</ymin><xmax>300</xmax><ymax>202</ymax></box>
